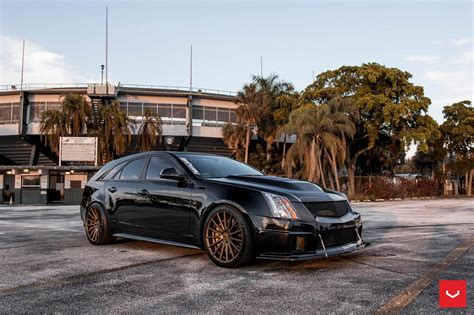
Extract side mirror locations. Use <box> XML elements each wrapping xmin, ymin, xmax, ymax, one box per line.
<box><xmin>160</xmin><ymin>167</ymin><xmax>185</xmax><ymax>181</ymax></box>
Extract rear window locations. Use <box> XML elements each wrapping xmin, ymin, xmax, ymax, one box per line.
<box><xmin>119</xmin><ymin>158</ymin><xmax>145</xmax><ymax>180</ymax></box>
<box><xmin>101</xmin><ymin>161</ymin><xmax>127</xmax><ymax>180</ymax></box>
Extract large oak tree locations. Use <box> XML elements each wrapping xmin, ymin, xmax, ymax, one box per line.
<box><xmin>304</xmin><ymin>63</ymin><xmax>438</xmax><ymax>197</ymax></box>
<box><xmin>440</xmin><ymin>100</ymin><xmax>474</xmax><ymax>195</ymax></box>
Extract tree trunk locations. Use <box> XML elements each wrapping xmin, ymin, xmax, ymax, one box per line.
<box><xmin>327</xmin><ymin>166</ymin><xmax>335</xmax><ymax>190</ymax></box>
<box><xmin>331</xmin><ymin>153</ymin><xmax>340</xmax><ymax>191</ymax></box>
<box><xmin>470</xmin><ymin>169</ymin><xmax>473</xmax><ymax>196</ymax></box>
<box><xmin>467</xmin><ymin>168</ymin><xmax>473</xmax><ymax>196</ymax></box>
<box><xmin>281</xmin><ymin>134</ymin><xmax>287</xmax><ymax>169</ymax></box>
<box><xmin>465</xmin><ymin>170</ymin><xmax>469</xmax><ymax>196</ymax></box>
<box><xmin>244</xmin><ymin>123</ymin><xmax>251</xmax><ymax>163</ymax></box>
<box><xmin>347</xmin><ymin>145</ymin><xmax>373</xmax><ymax>199</ymax></box>
<box><xmin>317</xmin><ymin>146</ymin><xmax>326</xmax><ymax>188</ymax></box>
<box><xmin>348</xmin><ymin>163</ymin><xmax>356</xmax><ymax>198</ymax></box>
<box><xmin>265</xmin><ymin>137</ymin><xmax>273</xmax><ymax>167</ymax></box>
<box><xmin>324</xmin><ymin>148</ymin><xmax>337</xmax><ymax>191</ymax></box>
<box><xmin>309</xmin><ymin>137</ymin><xmax>317</xmax><ymax>182</ymax></box>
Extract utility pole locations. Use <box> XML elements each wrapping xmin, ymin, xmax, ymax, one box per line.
<box><xmin>260</xmin><ymin>56</ymin><xmax>263</xmax><ymax>77</ymax></box>
<box><xmin>190</xmin><ymin>45</ymin><xmax>193</xmax><ymax>93</ymax></box>
<box><xmin>20</xmin><ymin>40</ymin><xmax>25</xmax><ymax>90</ymax></box>
<box><xmin>105</xmin><ymin>5</ymin><xmax>109</xmax><ymax>94</ymax></box>
<box><xmin>312</xmin><ymin>70</ymin><xmax>315</xmax><ymax>82</ymax></box>
<box><xmin>185</xmin><ymin>44</ymin><xmax>193</xmax><ymax>149</ymax></box>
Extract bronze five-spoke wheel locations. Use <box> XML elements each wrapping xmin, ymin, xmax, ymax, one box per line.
<box><xmin>204</xmin><ymin>206</ymin><xmax>254</xmax><ymax>268</ymax></box>
<box><xmin>84</xmin><ymin>204</ymin><xmax>115</xmax><ymax>245</ymax></box>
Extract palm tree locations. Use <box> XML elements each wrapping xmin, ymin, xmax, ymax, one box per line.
<box><xmin>323</xmin><ymin>98</ymin><xmax>356</xmax><ymax>191</ymax></box>
<box><xmin>39</xmin><ymin>94</ymin><xmax>91</xmax><ymax>154</ymax></box>
<box><xmin>40</xmin><ymin>109</ymin><xmax>66</xmax><ymax>154</ymax></box>
<box><xmin>236</xmin><ymin>83</ymin><xmax>262</xmax><ymax>163</ymax></box>
<box><xmin>97</xmin><ymin>101</ymin><xmax>133</xmax><ymax>163</ymax></box>
<box><xmin>253</xmin><ymin>74</ymin><xmax>295</xmax><ymax>166</ymax></box>
<box><xmin>62</xmin><ymin>94</ymin><xmax>91</xmax><ymax>136</ymax></box>
<box><xmin>39</xmin><ymin>95</ymin><xmax>137</xmax><ymax>164</ymax></box>
<box><xmin>222</xmin><ymin>122</ymin><xmax>246</xmax><ymax>161</ymax></box>
<box><xmin>273</xmin><ymin>90</ymin><xmax>300</xmax><ymax>169</ymax></box>
<box><xmin>278</xmin><ymin>102</ymin><xmax>352</xmax><ymax>188</ymax></box>
<box><xmin>137</xmin><ymin>109</ymin><xmax>163</xmax><ymax>152</ymax></box>
<box><xmin>278</xmin><ymin>104</ymin><xmax>322</xmax><ymax>182</ymax></box>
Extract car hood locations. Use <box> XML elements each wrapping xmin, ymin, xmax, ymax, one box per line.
<box><xmin>205</xmin><ymin>175</ymin><xmax>345</xmax><ymax>202</ymax></box>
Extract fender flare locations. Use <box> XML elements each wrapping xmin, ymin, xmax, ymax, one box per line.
<box><xmin>198</xmin><ymin>199</ymin><xmax>252</xmax><ymax>246</ymax></box>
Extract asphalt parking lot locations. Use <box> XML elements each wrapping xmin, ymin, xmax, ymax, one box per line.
<box><xmin>0</xmin><ymin>198</ymin><xmax>473</xmax><ymax>313</ymax></box>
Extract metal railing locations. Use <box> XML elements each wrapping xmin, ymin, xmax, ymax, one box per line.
<box><xmin>0</xmin><ymin>83</ymin><xmax>238</xmax><ymax>96</ymax></box>
<box><xmin>0</xmin><ymin>83</ymin><xmax>91</xmax><ymax>91</ymax></box>
<box><xmin>120</xmin><ymin>84</ymin><xmax>237</xmax><ymax>96</ymax></box>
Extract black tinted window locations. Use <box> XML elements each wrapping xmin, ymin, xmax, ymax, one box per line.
<box><xmin>119</xmin><ymin>158</ymin><xmax>145</xmax><ymax>180</ymax></box>
<box><xmin>102</xmin><ymin>161</ymin><xmax>126</xmax><ymax>180</ymax></box>
<box><xmin>146</xmin><ymin>156</ymin><xmax>176</xmax><ymax>180</ymax></box>
<box><xmin>179</xmin><ymin>155</ymin><xmax>262</xmax><ymax>178</ymax></box>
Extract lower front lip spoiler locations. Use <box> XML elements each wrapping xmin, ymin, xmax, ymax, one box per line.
<box><xmin>318</xmin><ymin>223</ymin><xmax>364</xmax><ymax>258</ymax></box>
<box><xmin>257</xmin><ymin>241</ymin><xmax>369</xmax><ymax>261</ymax></box>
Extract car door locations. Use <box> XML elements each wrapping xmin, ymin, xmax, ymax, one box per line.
<box><xmin>105</xmin><ymin>157</ymin><xmax>146</xmax><ymax>233</ymax></box>
<box><xmin>135</xmin><ymin>155</ymin><xmax>193</xmax><ymax>242</ymax></box>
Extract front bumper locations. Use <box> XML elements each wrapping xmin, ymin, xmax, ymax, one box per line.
<box><xmin>258</xmin><ymin>240</ymin><xmax>367</xmax><ymax>261</ymax></box>
<box><xmin>249</xmin><ymin>212</ymin><xmax>366</xmax><ymax>261</ymax></box>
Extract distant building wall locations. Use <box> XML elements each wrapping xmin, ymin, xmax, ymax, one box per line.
<box><xmin>0</xmin><ymin>86</ymin><xmax>240</xmax><ymax>138</ymax></box>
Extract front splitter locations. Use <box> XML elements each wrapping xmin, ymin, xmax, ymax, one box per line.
<box><xmin>257</xmin><ymin>241</ymin><xmax>369</xmax><ymax>261</ymax></box>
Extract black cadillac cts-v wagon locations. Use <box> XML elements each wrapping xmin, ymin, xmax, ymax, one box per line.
<box><xmin>81</xmin><ymin>152</ymin><xmax>366</xmax><ymax>267</ymax></box>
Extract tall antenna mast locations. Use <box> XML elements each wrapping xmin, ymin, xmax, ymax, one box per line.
<box><xmin>190</xmin><ymin>45</ymin><xmax>193</xmax><ymax>92</ymax></box>
<box><xmin>185</xmin><ymin>44</ymin><xmax>194</xmax><ymax>148</ymax></box>
<box><xmin>20</xmin><ymin>40</ymin><xmax>25</xmax><ymax>90</ymax></box>
<box><xmin>260</xmin><ymin>56</ymin><xmax>263</xmax><ymax>77</ymax></box>
<box><xmin>105</xmin><ymin>5</ymin><xmax>109</xmax><ymax>91</ymax></box>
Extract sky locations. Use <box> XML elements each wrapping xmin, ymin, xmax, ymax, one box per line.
<box><xmin>0</xmin><ymin>0</ymin><xmax>472</xmax><ymax>124</ymax></box>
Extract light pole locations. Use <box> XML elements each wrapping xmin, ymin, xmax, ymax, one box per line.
<box><xmin>20</xmin><ymin>40</ymin><xmax>25</xmax><ymax>90</ymax></box>
<box><xmin>105</xmin><ymin>5</ymin><xmax>108</xmax><ymax>94</ymax></box>
<box><xmin>101</xmin><ymin>64</ymin><xmax>105</xmax><ymax>85</ymax></box>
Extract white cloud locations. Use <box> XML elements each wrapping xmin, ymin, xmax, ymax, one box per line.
<box><xmin>458</xmin><ymin>50</ymin><xmax>474</xmax><ymax>63</ymax></box>
<box><xmin>425</xmin><ymin>70</ymin><xmax>473</xmax><ymax>93</ymax></box>
<box><xmin>424</xmin><ymin>70</ymin><xmax>473</xmax><ymax>123</ymax></box>
<box><xmin>0</xmin><ymin>35</ymin><xmax>92</xmax><ymax>85</ymax></box>
<box><xmin>452</xmin><ymin>37</ymin><xmax>472</xmax><ymax>47</ymax></box>
<box><xmin>405</xmin><ymin>55</ymin><xmax>440</xmax><ymax>63</ymax></box>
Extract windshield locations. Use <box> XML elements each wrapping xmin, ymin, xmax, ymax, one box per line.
<box><xmin>179</xmin><ymin>155</ymin><xmax>263</xmax><ymax>178</ymax></box>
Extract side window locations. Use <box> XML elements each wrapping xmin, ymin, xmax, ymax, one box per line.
<box><xmin>102</xmin><ymin>161</ymin><xmax>126</xmax><ymax>180</ymax></box>
<box><xmin>119</xmin><ymin>158</ymin><xmax>145</xmax><ymax>180</ymax></box>
<box><xmin>146</xmin><ymin>156</ymin><xmax>176</xmax><ymax>180</ymax></box>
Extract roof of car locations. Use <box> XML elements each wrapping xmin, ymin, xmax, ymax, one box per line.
<box><xmin>107</xmin><ymin>151</ymin><xmax>225</xmax><ymax>165</ymax></box>
<box><xmin>166</xmin><ymin>151</ymin><xmax>221</xmax><ymax>157</ymax></box>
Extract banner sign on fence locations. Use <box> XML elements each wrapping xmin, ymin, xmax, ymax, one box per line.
<box><xmin>59</xmin><ymin>137</ymin><xmax>97</xmax><ymax>166</ymax></box>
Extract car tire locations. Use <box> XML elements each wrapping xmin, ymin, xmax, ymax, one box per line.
<box><xmin>203</xmin><ymin>206</ymin><xmax>254</xmax><ymax>268</ymax></box>
<box><xmin>84</xmin><ymin>203</ymin><xmax>115</xmax><ymax>245</ymax></box>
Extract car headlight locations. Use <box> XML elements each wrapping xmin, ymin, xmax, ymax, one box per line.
<box><xmin>263</xmin><ymin>193</ymin><xmax>299</xmax><ymax>220</ymax></box>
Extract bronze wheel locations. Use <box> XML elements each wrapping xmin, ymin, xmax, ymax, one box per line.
<box><xmin>85</xmin><ymin>205</ymin><xmax>102</xmax><ymax>242</ymax></box>
<box><xmin>84</xmin><ymin>203</ymin><xmax>115</xmax><ymax>245</ymax></box>
<box><xmin>204</xmin><ymin>207</ymin><xmax>254</xmax><ymax>267</ymax></box>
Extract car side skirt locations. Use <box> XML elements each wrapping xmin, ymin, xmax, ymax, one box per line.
<box><xmin>113</xmin><ymin>233</ymin><xmax>202</xmax><ymax>250</ymax></box>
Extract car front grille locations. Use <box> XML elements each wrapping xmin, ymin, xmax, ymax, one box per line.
<box><xmin>303</xmin><ymin>200</ymin><xmax>351</xmax><ymax>217</ymax></box>
<box><xmin>316</xmin><ymin>227</ymin><xmax>358</xmax><ymax>248</ymax></box>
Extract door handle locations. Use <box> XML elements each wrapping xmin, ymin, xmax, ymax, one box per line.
<box><xmin>108</xmin><ymin>187</ymin><xmax>117</xmax><ymax>193</ymax></box>
<box><xmin>138</xmin><ymin>189</ymin><xmax>149</xmax><ymax>196</ymax></box>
